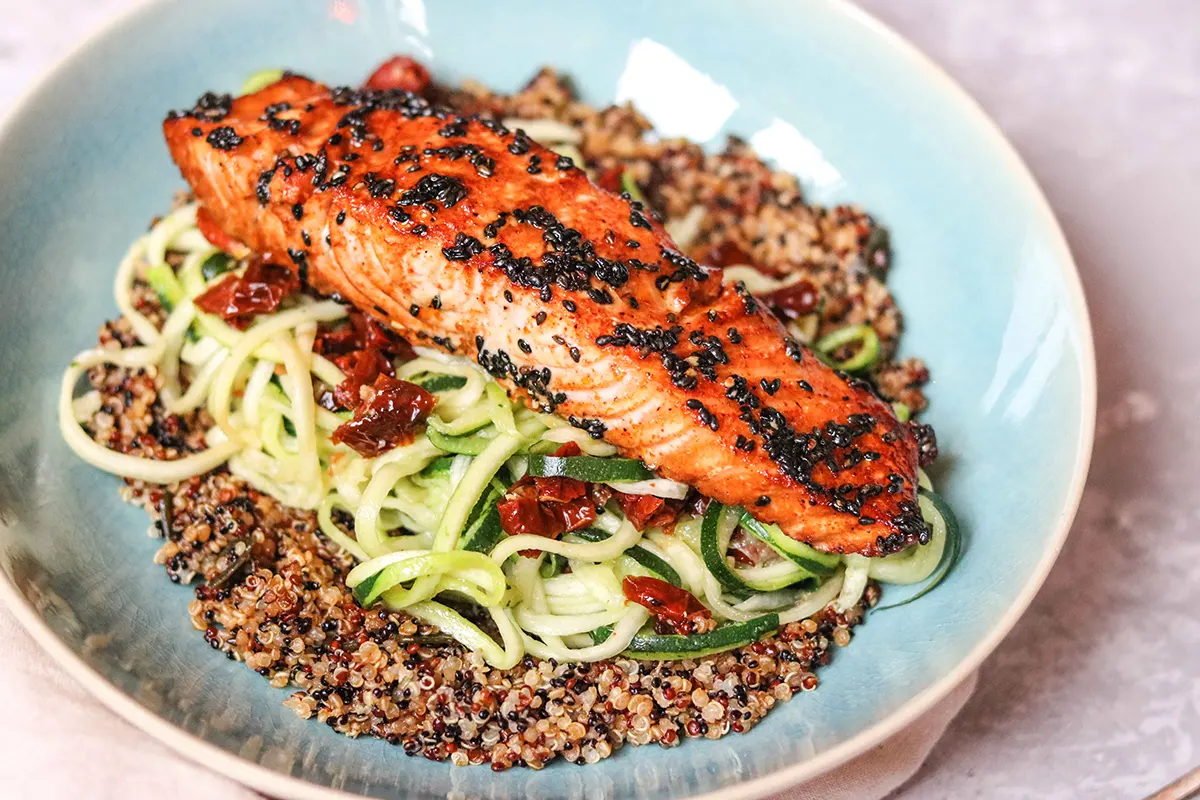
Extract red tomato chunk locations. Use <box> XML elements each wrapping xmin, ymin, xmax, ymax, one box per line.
<box><xmin>612</xmin><ymin>492</ymin><xmax>683</xmax><ymax>531</ymax></box>
<box><xmin>497</xmin><ymin>475</ymin><xmax>598</xmax><ymax>539</ymax></box>
<box><xmin>621</xmin><ymin>576</ymin><xmax>711</xmax><ymax>635</ymax></box>
<box><xmin>315</xmin><ymin>310</ymin><xmax>416</xmax><ymax>411</ymax></box>
<box><xmin>315</xmin><ymin>309</ymin><xmax>415</xmax><ymax>361</ymax></box>
<box><xmin>699</xmin><ymin>240</ymin><xmax>753</xmax><ymax>269</ymax></box>
<box><xmin>595</xmin><ymin>166</ymin><xmax>624</xmax><ymax>193</ymax></box>
<box><xmin>193</xmin><ymin>260</ymin><xmax>299</xmax><ymax>329</ymax></box>
<box><xmin>364</xmin><ymin>56</ymin><xmax>431</xmax><ymax>94</ymax></box>
<box><xmin>764</xmin><ymin>279</ymin><xmax>820</xmax><ymax>321</ymax></box>
<box><xmin>330</xmin><ymin>374</ymin><xmax>436</xmax><ymax>457</ymax></box>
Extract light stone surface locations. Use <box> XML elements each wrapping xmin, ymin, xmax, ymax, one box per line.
<box><xmin>855</xmin><ymin>3</ymin><xmax>1200</xmax><ymax>798</ymax></box>
<box><xmin>2</xmin><ymin>2</ymin><xmax>1196</xmax><ymax>798</ymax></box>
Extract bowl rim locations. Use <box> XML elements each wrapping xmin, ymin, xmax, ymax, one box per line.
<box><xmin>0</xmin><ymin>0</ymin><xmax>1097</xmax><ymax>797</ymax></box>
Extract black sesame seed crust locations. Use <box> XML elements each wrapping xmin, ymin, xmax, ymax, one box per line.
<box><xmin>167</xmin><ymin>91</ymin><xmax>232</xmax><ymax>123</ymax></box>
<box><xmin>166</xmin><ymin>72</ymin><xmax>927</xmax><ymax>558</ymax></box>
<box><xmin>205</xmin><ymin>126</ymin><xmax>243</xmax><ymax>151</ymax></box>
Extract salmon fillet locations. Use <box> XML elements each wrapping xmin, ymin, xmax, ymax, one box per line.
<box><xmin>163</xmin><ymin>77</ymin><xmax>928</xmax><ymax>556</ymax></box>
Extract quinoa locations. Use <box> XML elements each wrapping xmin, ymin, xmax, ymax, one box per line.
<box><xmin>71</xmin><ymin>67</ymin><xmax>937</xmax><ymax>770</ymax></box>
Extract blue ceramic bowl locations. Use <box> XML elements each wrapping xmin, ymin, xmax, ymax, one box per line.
<box><xmin>0</xmin><ymin>0</ymin><xmax>1095</xmax><ymax>797</ymax></box>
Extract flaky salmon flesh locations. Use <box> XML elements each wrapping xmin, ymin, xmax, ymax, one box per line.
<box><xmin>163</xmin><ymin>77</ymin><xmax>928</xmax><ymax>556</ymax></box>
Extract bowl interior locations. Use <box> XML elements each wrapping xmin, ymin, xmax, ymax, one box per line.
<box><xmin>0</xmin><ymin>1</ymin><xmax>1092</xmax><ymax>797</ymax></box>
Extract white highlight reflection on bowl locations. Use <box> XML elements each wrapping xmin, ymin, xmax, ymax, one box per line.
<box><xmin>614</xmin><ymin>39</ymin><xmax>738</xmax><ymax>143</ymax></box>
<box><xmin>749</xmin><ymin>118</ymin><xmax>845</xmax><ymax>195</ymax></box>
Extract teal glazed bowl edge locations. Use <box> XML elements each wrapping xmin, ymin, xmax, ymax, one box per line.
<box><xmin>0</xmin><ymin>1</ymin><xmax>1095</xmax><ymax>798</ymax></box>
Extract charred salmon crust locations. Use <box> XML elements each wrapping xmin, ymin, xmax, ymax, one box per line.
<box><xmin>163</xmin><ymin>77</ymin><xmax>927</xmax><ymax>556</ymax></box>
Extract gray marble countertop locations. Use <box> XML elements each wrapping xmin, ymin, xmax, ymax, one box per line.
<box><xmin>2</xmin><ymin>2</ymin><xmax>1196</xmax><ymax>798</ymax></box>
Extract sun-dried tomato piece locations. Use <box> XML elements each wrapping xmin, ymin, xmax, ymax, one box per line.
<box><xmin>331</xmin><ymin>348</ymin><xmax>395</xmax><ymax>410</ymax></box>
<box><xmin>497</xmin><ymin>474</ymin><xmax>597</xmax><ymax>539</ymax></box>
<box><xmin>596</xmin><ymin>166</ymin><xmax>624</xmax><ymax>193</ymax></box>
<box><xmin>192</xmin><ymin>274</ymin><xmax>239</xmax><ymax>318</ymax></box>
<box><xmin>765</xmin><ymin>279</ymin><xmax>820</xmax><ymax>321</ymax></box>
<box><xmin>193</xmin><ymin>260</ymin><xmax>299</xmax><ymax>329</ymax></box>
<box><xmin>699</xmin><ymin>240</ymin><xmax>753</xmax><ymax>268</ymax></box>
<box><xmin>589</xmin><ymin>482</ymin><xmax>613</xmax><ymax>508</ymax></box>
<box><xmin>685</xmin><ymin>493</ymin><xmax>711</xmax><ymax>519</ymax></box>
<box><xmin>364</xmin><ymin>56</ymin><xmax>431</xmax><ymax>94</ymax></box>
<box><xmin>330</xmin><ymin>374</ymin><xmax>436</xmax><ymax>457</ymax></box>
<box><xmin>533</xmin><ymin>476</ymin><xmax>588</xmax><ymax>505</ymax></box>
<box><xmin>315</xmin><ymin>310</ymin><xmax>415</xmax><ymax>362</ymax></box>
<box><xmin>612</xmin><ymin>491</ymin><xmax>683</xmax><ymax>531</ymax></box>
<box><xmin>362</xmin><ymin>315</ymin><xmax>414</xmax><ymax>360</ymax></box>
<box><xmin>497</xmin><ymin>483</ymin><xmax>549</xmax><ymax>538</ymax></box>
<box><xmin>548</xmin><ymin>495</ymin><xmax>598</xmax><ymax>533</ymax></box>
<box><xmin>313</xmin><ymin>321</ymin><xmax>362</xmax><ymax>357</ymax></box>
<box><xmin>316</xmin><ymin>307</ymin><xmax>417</xmax><ymax>411</ymax></box>
<box><xmin>622</xmin><ymin>576</ymin><xmax>711</xmax><ymax>635</ymax></box>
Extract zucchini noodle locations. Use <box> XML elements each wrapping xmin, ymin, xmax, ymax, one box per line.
<box><xmin>60</xmin><ymin>163</ymin><xmax>959</xmax><ymax>668</ymax></box>
<box><xmin>407</xmin><ymin>601</ymin><xmax>524</xmax><ymax>670</ymax></box>
<box><xmin>355</xmin><ymin>462</ymin><xmax>425</xmax><ymax>557</ymax></box>
<box><xmin>155</xmin><ymin>300</ymin><xmax>197</xmax><ymax>410</ymax></box>
<box><xmin>522</xmin><ymin>606</ymin><xmax>652</xmax><ymax>662</ymax></box>
<box><xmin>60</xmin><ymin>361</ymin><xmax>241</xmax><ymax>483</ymax></box>
<box><xmin>346</xmin><ymin>550</ymin><xmax>506</xmax><ymax>607</ymax></box>
<box><xmin>867</xmin><ymin>493</ymin><xmax>948</xmax><ymax>585</ymax></box>
<box><xmin>509</xmin><ymin>556</ymin><xmax>572</xmax><ymax>656</ymax></box>
<box><xmin>835</xmin><ymin>557</ymin><xmax>872</xmax><ymax>613</ymax></box>
<box><xmin>317</xmin><ymin>494</ymin><xmax>370</xmax><ymax>561</ymax></box>
<box><xmin>490</xmin><ymin>512</ymin><xmax>642</xmax><ymax>565</ymax></box>
<box><xmin>606</xmin><ymin>476</ymin><xmax>690</xmax><ymax>499</ymax></box>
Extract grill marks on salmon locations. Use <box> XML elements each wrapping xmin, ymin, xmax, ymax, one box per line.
<box><xmin>163</xmin><ymin>77</ymin><xmax>928</xmax><ymax>556</ymax></box>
